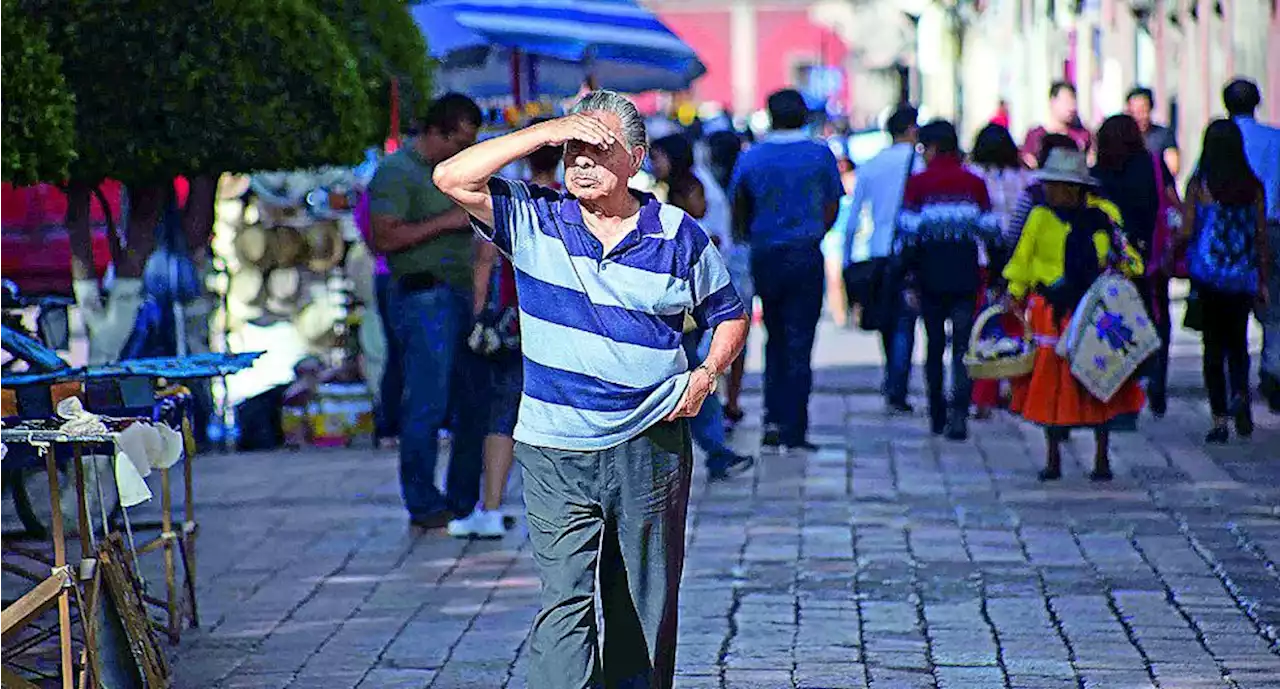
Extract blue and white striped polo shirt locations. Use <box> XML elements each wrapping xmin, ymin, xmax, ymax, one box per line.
<box><xmin>474</xmin><ymin>178</ymin><xmax>746</xmax><ymax>451</ymax></box>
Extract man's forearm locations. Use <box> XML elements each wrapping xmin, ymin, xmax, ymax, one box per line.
<box><xmin>701</xmin><ymin>317</ymin><xmax>749</xmax><ymax>375</ymax></box>
<box><xmin>473</xmin><ymin>239</ymin><xmax>497</xmax><ymax>315</ymax></box>
<box><xmin>372</xmin><ymin>207</ymin><xmax>471</xmax><ymax>253</ymax></box>
<box><xmin>435</xmin><ymin>125</ymin><xmax>552</xmax><ymax>198</ymax></box>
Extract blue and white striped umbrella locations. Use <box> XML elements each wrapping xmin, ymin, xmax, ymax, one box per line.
<box><xmin>419</xmin><ymin>0</ymin><xmax>705</xmax><ymax>96</ymax></box>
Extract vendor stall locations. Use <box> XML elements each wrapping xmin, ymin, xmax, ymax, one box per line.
<box><xmin>2</xmin><ymin>344</ymin><xmax>260</xmax><ymax>685</ymax></box>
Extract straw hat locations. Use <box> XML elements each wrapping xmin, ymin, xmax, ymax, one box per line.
<box><xmin>1035</xmin><ymin>148</ymin><xmax>1098</xmax><ymax>186</ymax></box>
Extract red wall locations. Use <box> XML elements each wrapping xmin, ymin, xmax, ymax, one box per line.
<box><xmin>654</xmin><ymin>5</ymin><xmax>851</xmax><ymax>113</ymax></box>
<box><xmin>659</xmin><ymin>10</ymin><xmax>733</xmax><ymax>109</ymax></box>
<box><xmin>754</xmin><ymin>8</ymin><xmax>850</xmax><ymax>111</ymax></box>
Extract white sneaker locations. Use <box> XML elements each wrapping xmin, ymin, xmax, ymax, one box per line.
<box><xmin>447</xmin><ymin>509</ymin><xmax>506</xmax><ymax>540</ymax></box>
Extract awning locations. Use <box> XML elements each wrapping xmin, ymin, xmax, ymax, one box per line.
<box><xmin>415</xmin><ymin>0</ymin><xmax>705</xmax><ymax>97</ymax></box>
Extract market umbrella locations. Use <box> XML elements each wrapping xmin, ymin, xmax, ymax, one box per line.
<box><xmin>414</xmin><ymin>0</ymin><xmax>705</xmax><ymax>98</ymax></box>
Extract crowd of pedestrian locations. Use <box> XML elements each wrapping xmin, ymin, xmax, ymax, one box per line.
<box><xmin>841</xmin><ymin>76</ymin><xmax>1279</xmax><ymax>478</ymax></box>
<box><xmin>355</xmin><ymin>77</ymin><xmax>1278</xmax><ymax>546</ymax></box>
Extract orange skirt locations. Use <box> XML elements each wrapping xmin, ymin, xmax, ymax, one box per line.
<box><xmin>1010</xmin><ymin>296</ymin><xmax>1145</xmax><ymax>428</ymax></box>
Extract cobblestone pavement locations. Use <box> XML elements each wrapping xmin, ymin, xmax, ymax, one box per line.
<box><xmin>165</xmin><ymin>323</ymin><xmax>1280</xmax><ymax>689</ymax></box>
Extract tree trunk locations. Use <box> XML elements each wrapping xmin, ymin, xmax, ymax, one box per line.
<box><xmin>179</xmin><ymin>174</ymin><xmax>220</xmax><ymax>448</ymax></box>
<box><xmin>119</xmin><ymin>183</ymin><xmax>164</xmax><ymax>279</ymax></box>
<box><xmin>182</xmin><ymin>174</ymin><xmax>218</xmax><ymax>264</ymax></box>
<box><xmin>64</xmin><ymin>182</ymin><xmax>96</xmax><ymax>281</ymax></box>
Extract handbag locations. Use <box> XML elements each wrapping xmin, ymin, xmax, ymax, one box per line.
<box><xmin>845</xmin><ymin>258</ymin><xmax>889</xmax><ymax>331</ymax></box>
<box><xmin>1057</xmin><ymin>273</ymin><xmax>1162</xmax><ymax>402</ymax></box>
<box><xmin>847</xmin><ymin>148</ymin><xmax>918</xmax><ymax>333</ymax></box>
<box><xmin>1147</xmin><ymin>153</ymin><xmax>1187</xmax><ymax>278</ymax></box>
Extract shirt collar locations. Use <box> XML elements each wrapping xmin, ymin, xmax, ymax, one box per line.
<box><xmin>560</xmin><ymin>188</ymin><xmax>661</xmax><ymax>232</ymax></box>
<box><xmin>763</xmin><ymin>129</ymin><xmax>812</xmax><ymax>144</ymax></box>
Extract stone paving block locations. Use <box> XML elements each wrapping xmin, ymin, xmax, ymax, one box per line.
<box><xmin>723</xmin><ymin>669</ymin><xmax>793</xmax><ymax>687</ymax></box>
<box><xmin>287</xmin><ymin>670</ymin><xmax>364</xmax><ymax>689</ymax></box>
<box><xmin>1004</xmin><ymin>674</ymin><xmax>1079</xmax><ymax>689</ymax></box>
<box><xmin>934</xmin><ymin>665</ymin><xmax>1006</xmax><ymax>689</ymax></box>
<box><xmin>1078</xmin><ymin>669</ymin><xmax>1158</xmax><ymax>689</ymax></box>
<box><xmin>219</xmin><ymin>671</ymin><xmax>295</xmax><ymax>689</ymax></box>
<box><xmin>794</xmin><ymin>662</ymin><xmax>867</xmax><ymax>689</ymax></box>
<box><xmin>355</xmin><ymin>667</ymin><xmax>435</xmax><ymax>689</ymax></box>
<box><xmin>867</xmin><ymin>667</ymin><xmax>936</xmax><ymax>689</ymax></box>
<box><xmin>866</xmin><ymin>649</ymin><xmax>931</xmax><ymax>672</ymax></box>
<box><xmin>671</xmin><ymin>675</ymin><xmax>721</xmax><ymax>689</ymax></box>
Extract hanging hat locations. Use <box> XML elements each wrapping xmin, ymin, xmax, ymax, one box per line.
<box><xmin>1035</xmin><ymin>148</ymin><xmax>1098</xmax><ymax>186</ymax></box>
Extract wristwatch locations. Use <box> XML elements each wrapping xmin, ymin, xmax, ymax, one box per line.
<box><xmin>696</xmin><ymin>364</ymin><xmax>718</xmax><ymax>394</ymax></box>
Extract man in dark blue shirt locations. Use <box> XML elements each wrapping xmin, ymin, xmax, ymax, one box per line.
<box><xmin>731</xmin><ymin>89</ymin><xmax>843</xmax><ymax>450</ymax></box>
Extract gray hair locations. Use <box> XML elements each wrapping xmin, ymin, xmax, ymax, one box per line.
<box><xmin>569</xmin><ymin>90</ymin><xmax>648</xmax><ymax>150</ymax></box>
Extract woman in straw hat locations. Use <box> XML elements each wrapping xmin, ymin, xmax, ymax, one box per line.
<box><xmin>1002</xmin><ymin>148</ymin><xmax>1146</xmax><ymax>482</ymax></box>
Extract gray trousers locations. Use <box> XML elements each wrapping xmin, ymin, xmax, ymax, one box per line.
<box><xmin>516</xmin><ymin>421</ymin><xmax>692</xmax><ymax>689</ymax></box>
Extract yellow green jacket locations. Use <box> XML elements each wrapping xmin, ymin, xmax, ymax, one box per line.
<box><xmin>1003</xmin><ymin>196</ymin><xmax>1144</xmax><ymax>299</ymax></box>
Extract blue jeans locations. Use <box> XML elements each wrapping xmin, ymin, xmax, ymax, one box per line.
<box><xmin>682</xmin><ymin>332</ymin><xmax>734</xmax><ymax>470</ymax></box>
<box><xmin>374</xmin><ymin>272</ymin><xmax>403</xmax><ymax>439</ymax></box>
<box><xmin>881</xmin><ymin>291</ymin><xmax>918</xmax><ymax>405</ymax></box>
<box><xmin>920</xmin><ymin>293</ymin><xmax>977</xmax><ymax>423</ymax></box>
<box><xmin>391</xmin><ymin>281</ymin><xmax>486</xmax><ymax>518</ymax></box>
<box><xmin>753</xmin><ymin>245</ymin><xmax>824</xmax><ymax>445</ymax></box>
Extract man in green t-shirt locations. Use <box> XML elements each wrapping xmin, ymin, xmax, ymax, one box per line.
<box><xmin>367</xmin><ymin>93</ymin><xmax>485</xmax><ymax>529</ymax></box>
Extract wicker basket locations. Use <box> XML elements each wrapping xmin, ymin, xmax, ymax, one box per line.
<box><xmin>964</xmin><ymin>305</ymin><xmax>1036</xmax><ymax>380</ymax></box>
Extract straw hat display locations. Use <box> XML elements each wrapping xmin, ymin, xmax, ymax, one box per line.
<box><xmin>304</xmin><ymin>220</ymin><xmax>346</xmax><ymax>273</ymax></box>
<box><xmin>268</xmin><ymin>226</ymin><xmax>308</xmax><ymax>268</ymax></box>
<box><xmin>233</xmin><ymin>225</ymin><xmax>271</xmax><ymax>268</ymax></box>
<box><xmin>213</xmin><ymin>166</ymin><xmax>364</xmax><ymax>355</ymax></box>
<box><xmin>265</xmin><ymin>267</ymin><xmax>304</xmax><ymax>315</ymax></box>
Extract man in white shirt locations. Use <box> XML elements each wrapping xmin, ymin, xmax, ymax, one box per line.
<box><xmin>842</xmin><ymin>105</ymin><xmax>923</xmax><ymax>413</ymax></box>
<box><xmin>1225</xmin><ymin>79</ymin><xmax>1280</xmax><ymax>411</ymax></box>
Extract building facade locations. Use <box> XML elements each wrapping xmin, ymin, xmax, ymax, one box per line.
<box><xmin>925</xmin><ymin>0</ymin><xmax>1279</xmax><ymax>168</ymax></box>
<box><xmin>645</xmin><ymin>0</ymin><xmax>916</xmax><ymax>124</ymax></box>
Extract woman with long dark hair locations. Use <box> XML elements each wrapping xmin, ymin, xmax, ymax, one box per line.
<box><xmin>1181</xmin><ymin>119</ymin><xmax>1271</xmax><ymax>442</ymax></box>
<box><xmin>1092</xmin><ymin>114</ymin><xmax>1179</xmax><ymax>417</ymax></box>
<box><xmin>967</xmin><ymin>124</ymin><xmax>1032</xmax><ymax>418</ymax></box>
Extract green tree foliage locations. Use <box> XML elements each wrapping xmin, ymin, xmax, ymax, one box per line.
<box><xmin>27</xmin><ymin>0</ymin><xmax>376</xmax><ymax>184</ymax></box>
<box><xmin>1</xmin><ymin>0</ymin><xmax>78</xmax><ymax>185</ymax></box>
<box><xmin>313</xmin><ymin>0</ymin><xmax>434</xmax><ymax>140</ymax></box>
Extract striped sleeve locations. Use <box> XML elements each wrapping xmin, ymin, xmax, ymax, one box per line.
<box><xmin>1004</xmin><ymin>185</ymin><xmax>1039</xmax><ymax>248</ymax></box>
<box><xmin>472</xmin><ymin>177</ymin><xmax>543</xmax><ymax>256</ymax></box>
<box><xmin>687</xmin><ymin>222</ymin><xmax>745</xmax><ymax>329</ymax></box>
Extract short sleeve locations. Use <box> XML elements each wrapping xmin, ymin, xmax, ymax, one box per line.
<box><xmin>470</xmin><ymin>177</ymin><xmax>541</xmax><ymax>256</ymax></box>
<box><xmin>687</xmin><ymin>230</ymin><xmax>746</xmax><ymax>330</ymax></box>
<box><xmin>366</xmin><ymin>163</ymin><xmax>410</xmax><ymax>219</ymax></box>
<box><xmin>1021</xmin><ymin>127</ymin><xmax>1044</xmax><ymax>158</ymax></box>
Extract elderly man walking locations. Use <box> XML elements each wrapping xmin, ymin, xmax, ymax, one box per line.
<box><xmin>434</xmin><ymin>91</ymin><xmax>749</xmax><ymax>689</ymax></box>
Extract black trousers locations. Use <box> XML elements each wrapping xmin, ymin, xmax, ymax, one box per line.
<box><xmin>1199</xmin><ymin>287</ymin><xmax>1254</xmax><ymax>417</ymax></box>
<box><xmin>1133</xmin><ymin>275</ymin><xmax>1171</xmax><ymax>410</ymax></box>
